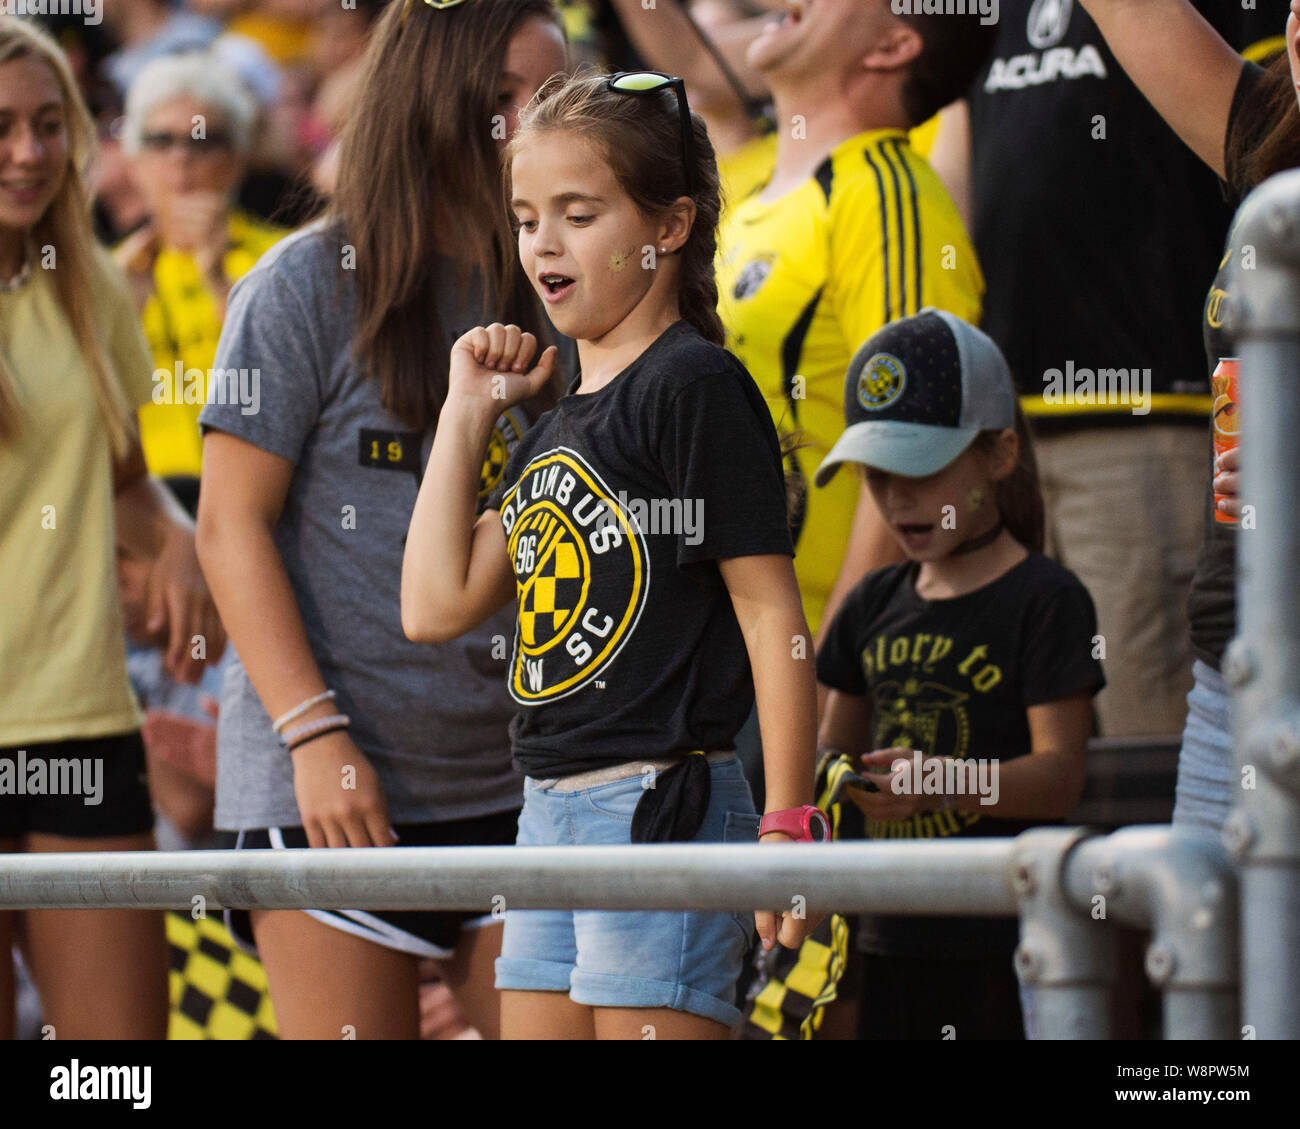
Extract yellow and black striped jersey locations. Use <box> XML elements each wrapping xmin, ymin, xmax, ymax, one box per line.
<box><xmin>717</xmin><ymin>129</ymin><xmax>984</xmax><ymax>632</ymax></box>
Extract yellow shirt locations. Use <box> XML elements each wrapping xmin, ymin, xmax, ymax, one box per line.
<box><xmin>718</xmin><ymin>129</ymin><xmax>984</xmax><ymax>632</ymax></box>
<box><xmin>136</xmin><ymin>211</ymin><xmax>285</xmax><ymax>478</ymax></box>
<box><xmin>718</xmin><ymin>131</ymin><xmax>778</xmax><ymax>220</ymax></box>
<box><xmin>0</xmin><ymin>247</ymin><xmax>155</xmax><ymax>745</ymax></box>
<box><xmin>720</xmin><ymin>119</ymin><xmax>936</xmax><ymax>220</ymax></box>
<box><xmin>227</xmin><ymin>13</ymin><xmax>314</xmax><ymax>64</ymax></box>
<box><xmin>909</xmin><ymin>114</ymin><xmax>940</xmax><ymax>160</ymax></box>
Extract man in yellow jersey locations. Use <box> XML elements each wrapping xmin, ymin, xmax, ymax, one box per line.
<box><xmin>607</xmin><ymin>1</ymin><xmax>943</xmax><ymax>222</ymax></box>
<box><xmin>718</xmin><ymin>2</ymin><xmax>995</xmax><ymax>639</ymax></box>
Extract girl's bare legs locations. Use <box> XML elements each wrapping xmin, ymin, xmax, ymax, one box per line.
<box><xmin>501</xmin><ymin>992</ymin><xmax>731</xmax><ymax>1040</ymax></box>
<box><xmin>250</xmin><ymin>908</ymin><xmax>419</xmax><ymax>1040</ymax></box>
<box><xmin>0</xmin><ymin>835</ymin><xmax>18</xmax><ymax>1040</ymax></box>
<box><xmin>500</xmin><ymin>990</ymin><xmax>597</xmax><ymax>1040</ymax></box>
<box><xmin>593</xmin><ymin>1008</ymin><xmax>730</xmax><ymax>1040</ymax></box>
<box><xmin>20</xmin><ymin>831</ymin><xmax>168</xmax><ymax>1039</ymax></box>
<box><xmin>442</xmin><ymin>919</ymin><xmax>504</xmax><ymax>1040</ymax></box>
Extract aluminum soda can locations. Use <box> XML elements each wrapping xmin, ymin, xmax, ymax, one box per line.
<box><xmin>1211</xmin><ymin>358</ymin><xmax>1240</xmax><ymax>525</ymax></box>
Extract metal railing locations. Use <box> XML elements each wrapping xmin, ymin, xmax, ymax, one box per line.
<box><xmin>4</xmin><ymin>173</ymin><xmax>1300</xmax><ymax>1041</ymax></box>
<box><xmin>1219</xmin><ymin>167</ymin><xmax>1300</xmax><ymax>1043</ymax></box>
<box><xmin>0</xmin><ymin>826</ymin><xmax>1253</xmax><ymax>1039</ymax></box>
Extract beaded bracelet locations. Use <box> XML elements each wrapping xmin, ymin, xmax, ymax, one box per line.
<box><xmin>281</xmin><ymin>712</ymin><xmax>351</xmax><ymax>750</ymax></box>
<box><xmin>272</xmin><ymin>689</ymin><xmax>336</xmax><ymax>734</ymax></box>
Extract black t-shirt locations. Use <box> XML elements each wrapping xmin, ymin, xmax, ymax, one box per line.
<box><xmin>1188</xmin><ymin>61</ymin><xmax>1274</xmax><ymax>669</ymax></box>
<box><xmin>966</xmin><ymin>0</ymin><xmax>1278</xmax><ymax>431</ymax></box>
<box><xmin>489</xmin><ymin>320</ymin><xmax>794</xmax><ymax>778</ymax></box>
<box><xmin>816</xmin><ymin>551</ymin><xmax>1104</xmax><ymax>958</ymax></box>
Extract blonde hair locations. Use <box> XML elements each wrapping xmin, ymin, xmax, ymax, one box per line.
<box><xmin>0</xmin><ymin>17</ymin><xmax>133</xmax><ymax>456</ymax></box>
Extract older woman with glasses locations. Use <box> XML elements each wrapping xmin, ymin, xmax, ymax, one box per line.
<box><xmin>114</xmin><ymin>51</ymin><xmax>285</xmax><ymax>485</ymax></box>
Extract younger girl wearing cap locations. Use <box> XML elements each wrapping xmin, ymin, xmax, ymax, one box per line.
<box><xmin>403</xmin><ymin>70</ymin><xmax>821</xmax><ymax>1039</ymax></box>
<box><xmin>813</xmin><ymin>308</ymin><xmax>1105</xmax><ymax>1040</ymax></box>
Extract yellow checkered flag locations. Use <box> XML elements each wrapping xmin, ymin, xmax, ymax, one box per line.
<box><xmin>739</xmin><ymin>750</ymin><xmax>860</xmax><ymax>1039</ymax></box>
<box><xmin>167</xmin><ymin>912</ymin><xmax>277</xmax><ymax>1039</ymax></box>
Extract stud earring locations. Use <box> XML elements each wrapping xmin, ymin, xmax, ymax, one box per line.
<box><xmin>967</xmin><ymin>486</ymin><xmax>986</xmax><ymax>511</ymax></box>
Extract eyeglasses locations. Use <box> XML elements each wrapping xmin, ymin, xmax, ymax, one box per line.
<box><xmin>606</xmin><ymin>71</ymin><xmax>696</xmax><ymax>198</ymax></box>
<box><xmin>139</xmin><ymin>130</ymin><xmax>232</xmax><ymax>156</ymax></box>
<box><xmin>400</xmin><ymin>0</ymin><xmax>468</xmax><ymax>26</ymax></box>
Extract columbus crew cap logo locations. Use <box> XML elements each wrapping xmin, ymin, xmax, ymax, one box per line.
<box><xmin>499</xmin><ymin>448</ymin><xmax>648</xmax><ymax>702</ymax></box>
<box><xmin>857</xmin><ymin>353</ymin><xmax>907</xmax><ymax>411</ymax></box>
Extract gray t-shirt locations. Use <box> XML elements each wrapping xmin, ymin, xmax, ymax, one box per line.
<box><xmin>199</xmin><ymin>223</ymin><xmax>524</xmax><ymax>829</ymax></box>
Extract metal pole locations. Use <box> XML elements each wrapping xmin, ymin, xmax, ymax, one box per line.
<box><xmin>0</xmin><ymin>841</ymin><xmax>1020</xmax><ymax>914</ymax></box>
<box><xmin>1163</xmin><ymin>990</ymin><xmax>1239</xmax><ymax>1041</ymax></box>
<box><xmin>1064</xmin><ymin>827</ymin><xmax>1239</xmax><ymax>1040</ymax></box>
<box><xmin>1012</xmin><ymin>828</ymin><xmax>1115</xmax><ymax>1039</ymax></box>
<box><xmin>1223</xmin><ymin>168</ymin><xmax>1300</xmax><ymax>1040</ymax></box>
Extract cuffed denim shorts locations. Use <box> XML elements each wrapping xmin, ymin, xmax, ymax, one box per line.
<box><xmin>1172</xmin><ymin>660</ymin><xmax>1234</xmax><ymax>836</ymax></box>
<box><xmin>494</xmin><ymin>754</ymin><xmax>760</xmax><ymax>1028</ymax></box>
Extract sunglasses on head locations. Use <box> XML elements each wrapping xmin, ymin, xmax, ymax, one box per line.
<box><xmin>400</xmin><ymin>0</ymin><xmax>467</xmax><ymax>25</ymax></box>
<box><xmin>606</xmin><ymin>71</ymin><xmax>696</xmax><ymax>198</ymax></box>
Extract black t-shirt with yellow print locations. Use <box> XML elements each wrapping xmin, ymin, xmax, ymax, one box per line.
<box><xmin>817</xmin><ymin>551</ymin><xmax>1104</xmax><ymax>957</ymax></box>
<box><xmin>1188</xmin><ymin>60</ymin><xmax>1273</xmax><ymax>671</ymax></box>
<box><xmin>966</xmin><ymin>0</ymin><xmax>1281</xmax><ymax>431</ymax></box>
<box><xmin>489</xmin><ymin>320</ymin><xmax>794</xmax><ymax>779</ymax></box>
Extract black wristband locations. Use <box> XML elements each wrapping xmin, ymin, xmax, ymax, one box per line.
<box><xmin>286</xmin><ymin>722</ymin><xmax>348</xmax><ymax>753</ymax></box>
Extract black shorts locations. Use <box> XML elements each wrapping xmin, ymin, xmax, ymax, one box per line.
<box><xmin>224</xmin><ymin>808</ymin><xmax>522</xmax><ymax>960</ymax></box>
<box><xmin>0</xmin><ymin>732</ymin><xmax>155</xmax><ymax>839</ymax></box>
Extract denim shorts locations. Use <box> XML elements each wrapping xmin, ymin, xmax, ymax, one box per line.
<box><xmin>1172</xmin><ymin>660</ymin><xmax>1234</xmax><ymax>836</ymax></box>
<box><xmin>494</xmin><ymin>754</ymin><xmax>760</xmax><ymax>1028</ymax></box>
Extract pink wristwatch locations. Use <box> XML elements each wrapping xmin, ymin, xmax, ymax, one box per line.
<box><xmin>759</xmin><ymin>805</ymin><xmax>830</xmax><ymax>842</ymax></box>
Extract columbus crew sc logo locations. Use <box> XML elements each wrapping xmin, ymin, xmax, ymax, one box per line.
<box><xmin>477</xmin><ymin>407</ymin><xmax>528</xmax><ymax>509</ymax></box>
<box><xmin>857</xmin><ymin>353</ymin><xmax>907</xmax><ymax>410</ymax></box>
<box><xmin>499</xmin><ymin>448</ymin><xmax>648</xmax><ymax>702</ymax></box>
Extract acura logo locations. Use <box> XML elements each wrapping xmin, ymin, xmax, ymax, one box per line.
<box><xmin>1027</xmin><ymin>0</ymin><xmax>1072</xmax><ymax>49</ymax></box>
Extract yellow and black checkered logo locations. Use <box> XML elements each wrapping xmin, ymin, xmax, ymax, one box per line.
<box><xmin>478</xmin><ymin>407</ymin><xmax>528</xmax><ymax>509</ymax></box>
<box><xmin>500</xmin><ymin>448</ymin><xmax>647</xmax><ymax>702</ymax></box>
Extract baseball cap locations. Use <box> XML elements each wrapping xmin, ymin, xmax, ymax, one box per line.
<box><xmin>814</xmin><ymin>308</ymin><xmax>1015</xmax><ymax>487</ymax></box>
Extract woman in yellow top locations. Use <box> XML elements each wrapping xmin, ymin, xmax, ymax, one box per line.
<box><xmin>0</xmin><ymin>18</ymin><xmax>224</xmax><ymax>1039</ymax></box>
<box><xmin>114</xmin><ymin>52</ymin><xmax>285</xmax><ymax>484</ymax></box>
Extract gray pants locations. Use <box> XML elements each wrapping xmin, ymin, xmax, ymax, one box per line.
<box><xmin>1172</xmin><ymin>660</ymin><xmax>1233</xmax><ymax>835</ymax></box>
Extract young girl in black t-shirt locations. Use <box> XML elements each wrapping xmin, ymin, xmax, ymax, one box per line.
<box><xmin>403</xmin><ymin>72</ymin><xmax>820</xmax><ymax>1039</ymax></box>
<box><xmin>812</xmin><ymin>310</ymin><xmax>1104</xmax><ymax>1040</ymax></box>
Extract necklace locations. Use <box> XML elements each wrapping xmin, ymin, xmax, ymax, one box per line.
<box><xmin>0</xmin><ymin>238</ymin><xmax>35</xmax><ymax>293</ymax></box>
<box><xmin>949</xmin><ymin>519</ymin><xmax>1005</xmax><ymax>558</ymax></box>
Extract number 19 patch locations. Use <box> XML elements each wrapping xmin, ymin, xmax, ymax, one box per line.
<box><xmin>358</xmin><ymin>429</ymin><xmax>423</xmax><ymax>474</ymax></box>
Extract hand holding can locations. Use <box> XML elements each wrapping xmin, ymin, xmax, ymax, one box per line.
<box><xmin>1211</xmin><ymin>358</ymin><xmax>1240</xmax><ymax>525</ymax></box>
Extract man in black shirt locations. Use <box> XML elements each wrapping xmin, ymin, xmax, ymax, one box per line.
<box><xmin>928</xmin><ymin>0</ymin><xmax>1281</xmax><ymax>737</ymax></box>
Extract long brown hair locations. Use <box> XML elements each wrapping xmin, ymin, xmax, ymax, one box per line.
<box><xmin>328</xmin><ymin>0</ymin><xmax>561</xmax><ymax>430</ymax></box>
<box><xmin>0</xmin><ymin>18</ymin><xmax>133</xmax><ymax>455</ymax></box>
<box><xmin>504</xmin><ymin>70</ymin><xmax>725</xmax><ymax>346</ymax></box>
<box><xmin>1228</xmin><ymin>52</ymin><xmax>1300</xmax><ymax>192</ymax></box>
<box><xmin>972</xmin><ymin>401</ymin><xmax>1045</xmax><ymax>554</ymax></box>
